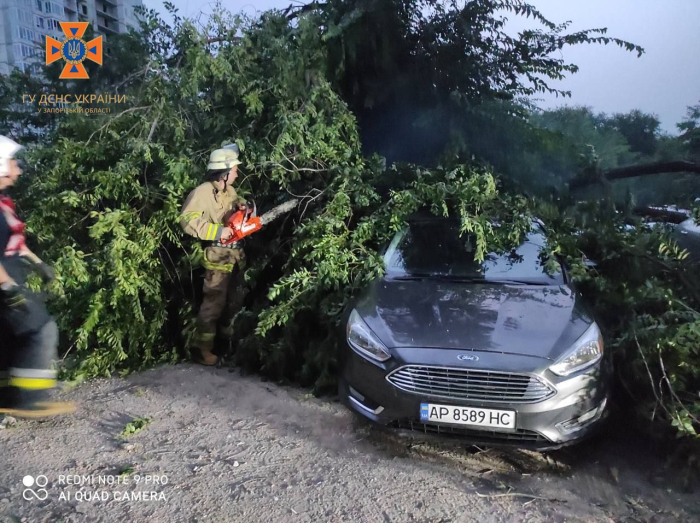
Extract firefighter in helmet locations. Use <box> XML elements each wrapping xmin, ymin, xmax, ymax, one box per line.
<box><xmin>0</xmin><ymin>135</ymin><xmax>74</xmax><ymax>418</ymax></box>
<box><xmin>180</xmin><ymin>144</ymin><xmax>248</xmax><ymax>365</ymax></box>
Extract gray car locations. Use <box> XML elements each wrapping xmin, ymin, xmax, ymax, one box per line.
<box><xmin>339</xmin><ymin>216</ymin><xmax>610</xmax><ymax>449</ymax></box>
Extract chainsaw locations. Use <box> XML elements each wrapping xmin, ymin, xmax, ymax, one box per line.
<box><xmin>221</xmin><ymin>199</ymin><xmax>298</xmax><ymax>245</ymax></box>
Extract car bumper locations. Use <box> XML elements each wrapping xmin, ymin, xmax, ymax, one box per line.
<box><xmin>340</xmin><ymin>346</ymin><xmax>611</xmax><ymax>450</ymax></box>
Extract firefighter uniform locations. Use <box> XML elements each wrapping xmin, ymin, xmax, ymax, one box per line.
<box><xmin>180</xmin><ymin>181</ymin><xmax>247</xmax><ymax>358</ymax></box>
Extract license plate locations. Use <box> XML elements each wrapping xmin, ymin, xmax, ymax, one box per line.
<box><xmin>420</xmin><ymin>403</ymin><xmax>516</xmax><ymax>430</ymax></box>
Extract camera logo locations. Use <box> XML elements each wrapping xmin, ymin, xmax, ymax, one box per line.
<box><xmin>22</xmin><ymin>475</ymin><xmax>49</xmax><ymax>501</ymax></box>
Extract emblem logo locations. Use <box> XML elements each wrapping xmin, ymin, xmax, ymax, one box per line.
<box><xmin>457</xmin><ymin>354</ymin><xmax>479</xmax><ymax>362</ymax></box>
<box><xmin>46</xmin><ymin>22</ymin><xmax>103</xmax><ymax>79</ymax></box>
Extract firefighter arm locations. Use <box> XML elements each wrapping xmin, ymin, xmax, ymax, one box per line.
<box><xmin>19</xmin><ymin>245</ymin><xmax>42</xmax><ymax>264</ymax></box>
<box><xmin>179</xmin><ymin>192</ymin><xmax>227</xmax><ymax>241</ymax></box>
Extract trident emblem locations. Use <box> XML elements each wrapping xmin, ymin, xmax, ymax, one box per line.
<box><xmin>67</xmin><ymin>41</ymin><xmax>82</xmax><ymax>61</ymax></box>
<box><xmin>45</xmin><ymin>22</ymin><xmax>102</xmax><ymax>79</ymax></box>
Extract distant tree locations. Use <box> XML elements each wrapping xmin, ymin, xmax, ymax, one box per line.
<box><xmin>678</xmin><ymin>102</ymin><xmax>700</xmax><ymax>162</ymax></box>
<box><xmin>603</xmin><ymin>110</ymin><xmax>661</xmax><ymax>156</ymax></box>
<box><xmin>533</xmin><ymin>106</ymin><xmax>635</xmax><ymax>169</ymax></box>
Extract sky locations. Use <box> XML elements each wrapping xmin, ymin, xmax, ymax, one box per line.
<box><xmin>143</xmin><ymin>0</ymin><xmax>700</xmax><ymax>134</ymax></box>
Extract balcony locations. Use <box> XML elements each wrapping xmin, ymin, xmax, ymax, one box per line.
<box><xmin>97</xmin><ymin>23</ymin><xmax>118</xmax><ymax>35</ymax></box>
<box><xmin>96</xmin><ymin>8</ymin><xmax>119</xmax><ymax>21</ymax></box>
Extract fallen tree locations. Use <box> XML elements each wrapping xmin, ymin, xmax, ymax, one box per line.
<box><xmin>570</xmin><ymin>160</ymin><xmax>700</xmax><ymax>190</ymax></box>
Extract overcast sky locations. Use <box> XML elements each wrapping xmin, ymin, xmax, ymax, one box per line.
<box><xmin>143</xmin><ymin>0</ymin><xmax>700</xmax><ymax>134</ymax></box>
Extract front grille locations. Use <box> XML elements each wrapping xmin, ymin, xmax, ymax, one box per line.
<box><xmin>386</xmin><ymin>365</ymin><xmax>555</xmax><ymax>403</ymax></box>
<box><xmin>389</xmin><ymin>419</ymin><xmax>548</xmax><ymax>444</ymax></box>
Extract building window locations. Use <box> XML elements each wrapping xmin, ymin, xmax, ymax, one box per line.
<box><xmin>14</xmin><ymin>44</ymin><xmax>36</xmax><ymax>59</ymax></box>
<box><xmin>36</xmin><ymin>0</ymin><xmax>42</xmax><ymax>11</ymax></box>
<box><xmin>81</xmin><ymin>4</ymin><xmax>87</xmax><ymax>15</ymax></box>
<box><xmin>16</xmin><ymin>27</ymin><xmax>37</xmax><ymax>42</ymax></box>
<box><xmin>15</xmin><ymin>8</ymin><xmax>33</xmax><ymax>25</ymax></box>
<box><xmin>35</xmin><ymin>16</ymin><xmax>45</xmax><ymax>29</ymax></box>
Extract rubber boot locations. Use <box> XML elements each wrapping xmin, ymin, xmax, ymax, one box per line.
<box><xmin>0</xmin><ymin>388</ymin><xmax>75</xmax><ymax>419</ymax></box>
<box><xmin>193</xmin><ymin>348</ymin><xmax>219</xmax><ymax>366</ymax></box>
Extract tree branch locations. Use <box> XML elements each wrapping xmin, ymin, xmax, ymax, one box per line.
<box><xmin>285</xmin><ymin>1</ymin><xmax>328</xmax><ymax>20</ymax></box>
<box><xmin>207</xmin><ymin>36</ymin><xmax>243</xmax><ymax>44</ymax></box>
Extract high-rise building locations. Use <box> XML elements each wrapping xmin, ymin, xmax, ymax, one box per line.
<box><xmin>0</xmin><ymin>0</ymin><xmax>143</xmax><ymax>75</ymax></box>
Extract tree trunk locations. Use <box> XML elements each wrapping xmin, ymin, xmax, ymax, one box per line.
<box><xmin>570</xmin><ymin>160</ymin><xmax>700</xmax><ymax>190</ymax></box>
<box><xmin>605</xmin><ymin>161</ymin><xmax>700</xmax><ymax>181</ymax></box>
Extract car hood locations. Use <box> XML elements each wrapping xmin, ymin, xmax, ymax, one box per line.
<box><xmin>355</xmin><ymin>279</ymin><xmax>593</xmax><ymax>361</ymax></box>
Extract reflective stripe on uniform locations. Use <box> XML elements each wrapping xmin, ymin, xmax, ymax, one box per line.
<box><xmin>9</xmin><ymin>377</ymin><xmax>57</xmax><ymax>390</ymax></box>
<box><xmin>10</xmin><ymin>368</ymin><xmax>57</xmax><ymax>379</ymax></box>
<box><xmin>201</xmin><ymin>257</ymin><xmax>234</xmax><ymax>273</ymax></box>
<box><xmin>205</xmin><ymin>223</ymin><xmax>221</xmax><ymax>241</ymax></box>
<box><xmin>8</xmin><ymin>368</ymin><xmax>57</xmax><ymax>391</ymax></box>
<box><xmin>195</xmin><ymin>332</ymin><xmax>216</xmax><ymax>342</ymax></box>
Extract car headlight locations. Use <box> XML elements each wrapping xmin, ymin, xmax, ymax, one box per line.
<box><xmin>549</xmin><ymin>322</ymin><xmax>604</xmax><ymax>377</ymax></box>
<box><xmin>346</xmin><ymin>309</ymin><xmax>391</xmax><ymax>362</ymax></box>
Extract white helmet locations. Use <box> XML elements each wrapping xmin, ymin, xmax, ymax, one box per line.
<box><xmin>0</xmin><ymin>135</ymin><xmax>23</xmax><ymax>178</ymax></box>
<box><xmin>207</xmin><ymin>143</ymin><xmax>242</xmax><ymax>170</ymax></box>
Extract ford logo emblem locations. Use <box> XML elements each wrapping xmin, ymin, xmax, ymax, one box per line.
<box><xmin>457</xmin><ymin>354</ymin><xmax>479</xmax><ymax>362</ymax></box>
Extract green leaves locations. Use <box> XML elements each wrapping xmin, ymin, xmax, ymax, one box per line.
<box><xmin>120</xmin><ymin>417</ymin><xmax>152</xmax><ymax>438</ymax></box>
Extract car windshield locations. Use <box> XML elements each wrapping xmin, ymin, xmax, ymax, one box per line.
<box><xmin>384</xmin><ymin>220</ymin><xmax>564</xmax><ymax>285</ymax></box>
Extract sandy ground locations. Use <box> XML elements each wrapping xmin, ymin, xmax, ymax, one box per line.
<box><xmin>0</xmin><ymin>364</ymin><xmax>698</xmax><ymax>523</ymax></box>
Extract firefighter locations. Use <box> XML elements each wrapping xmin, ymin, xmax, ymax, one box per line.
<box><xmin>0</xmin><ymin>135</ymin><xmax>74</xmax><ymax>418</ymax></box>
<box><xmin>180</xmin><ymin>144</ymin><xmax>249</xmax><ymax>366</ymax></box>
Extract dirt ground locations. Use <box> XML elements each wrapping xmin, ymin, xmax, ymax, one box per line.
<box><xmin>0</xmin><ymin>364</ymin><xmax>698</xmax><ymax>523</ymax></box>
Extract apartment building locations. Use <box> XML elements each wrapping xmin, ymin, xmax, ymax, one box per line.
<box><xmin>0</xmin><ymin>0</ymin><xmax>143</xmax><ymax>75</ymax></box>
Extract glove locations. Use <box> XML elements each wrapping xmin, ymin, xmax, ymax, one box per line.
<box><xmin>0</xmin><ymin>282</ymin><xmax>51</xmax><ymax>335</ymax></box>
<box><xmin>0</xmin><ymin>281</ymin><xmax>30</xmax><ymax>313</ymax></box>
<box><xmin>35</xmin><ymin>262</ymin><xmax>56</xmax><ymax>283</ymax></box>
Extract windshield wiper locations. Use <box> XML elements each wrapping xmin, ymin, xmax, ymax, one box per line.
<box><xmin>390</xmin><ymin>274</ymin><xmax>486</xmax><ymax>283</ymax></box>
<box><xmin>485</xmin><ymin>279</ymin><xmax>549</xmax><ymax>286</ymax></box>
<box><xmin>390</xmin><ymin>274</ymin><xmax>551</xmax><ymax>286</ymax></box>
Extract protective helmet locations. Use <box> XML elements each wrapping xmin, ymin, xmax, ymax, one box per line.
<box><xmin>0</xmin><ymin>135</ymin><xmax>23</xmax><ymax>178</ymax></box>
<box><xmin>207</xmin><ymin>143</ymin><xmax>242</xmax><ymax>170</ymax></box>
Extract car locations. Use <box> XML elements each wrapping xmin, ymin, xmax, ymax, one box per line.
<box><xmin>674</xmin><ymin>217</ymin><xmax>700</xmax><ymax>263</ymax></box>
<box><xmin>339</xmin><ymin>214</ymin><xmax>610</xmax><ymax>450</ymax></box>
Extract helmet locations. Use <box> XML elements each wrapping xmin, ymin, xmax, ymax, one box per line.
<box><xmin>207</xmin><ymin>143</ymin><xmax>242</xmax><ymax>170</ymax></box>
<box><xmin>0</xmin><ymin>135</ymin><xmax>23</xmax><ymax>178</ymax></box>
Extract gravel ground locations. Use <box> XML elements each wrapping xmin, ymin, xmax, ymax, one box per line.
<box><xmin>1</xmin><ymin>364</ymin><xmax>698</xmax><ymax>523</ymax></box>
